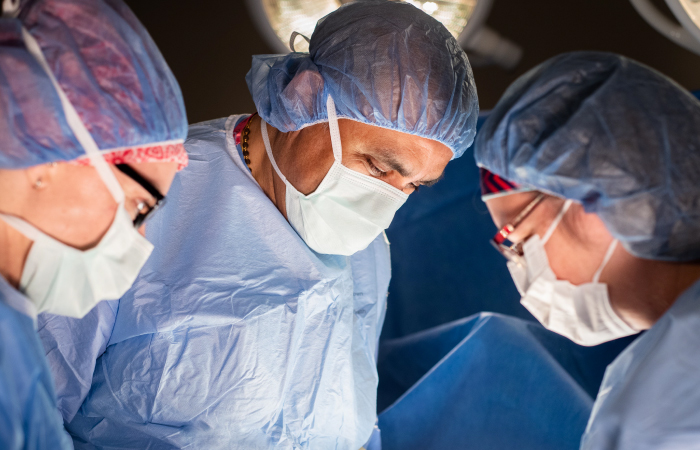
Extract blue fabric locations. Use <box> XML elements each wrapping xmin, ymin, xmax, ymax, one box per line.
<box><xmin>377</xmin><ymin>313</ymin><xmax>634</xmax><ymax>450</ymax></box>
<box><xmin>246</xmin><ymin>0</ymin><xmax>478</xmax><ymax>159</ymax></box>
<box><xmin>37</xmin><ymin>300</ymin><xmax>118</xmax><ymax>424</ymax></box>
<box><xmin>581</xmin><ymin>279</ymin><xmax>700</xmax><ymax>449</ymax></box>
<box><xmin>0</xmin><ymin>0</ymin><xmax>187</xmax><ymax>169</ymax></box>
<box><xmin>0</xmin><ymin>276</ymin><xmax>72</xmax><ymax>450</ymax></box>
<box><xmin>52</xmin><ymin>115</ymin><xmax>390</xmax><ymax>449</ymax></box>
<box><xmin>474</xmin><ymin>51</ymin><xmax>700</xmax><ymax>261</ymax></box>
<box><xmin>382</xmin><ymin>115</ymin><xmax>531</xmax><ymax>339</ymax></box>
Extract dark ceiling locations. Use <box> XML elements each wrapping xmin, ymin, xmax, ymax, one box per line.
<box><xmin>126</xmin><ymin>0</ymin><xmax>700</xmax><ymax>124</ymax></box>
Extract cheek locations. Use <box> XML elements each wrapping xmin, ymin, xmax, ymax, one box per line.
<box><xmin>545</xmin><ymin>233</ymin><xmax>600</xmax><ymax>285</ymax></box>
<box><xmin>284</xmin><ymin>146</ymin><xmax>335</xmax><ymax>196</ymax></box>
<box><xmin>29</xmin><ymin>167</ymin><xmax>117</xmax><ymax>249</ymax></box>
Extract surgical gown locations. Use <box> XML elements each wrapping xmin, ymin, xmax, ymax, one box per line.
<box><xmin>53</xmin><ymin>115</ymin><xmax>390</xmax><ymax>449</ymax></box>
<box><xmin>581</xmin><ymin>278</ymin><xmax>700</xmax><ymax>449</ymax></box>
<box><xmin>0</xmin><ymin>275</ymin><xmax>72</xmax><ymax>450</ymax></box>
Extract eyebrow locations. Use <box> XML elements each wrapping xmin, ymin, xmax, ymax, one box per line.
<box><xmin>421</xmin><ymin>172</ymin><xmax>444</xmax><ymax>187</ymax></box>
<box><xmin>373</xmin><ymin>149</ymin><xmax>413</xmax><ymax>178</ymax></box>
<box><xmin>372</xmin><ymin>147</ymin><xmax>445</xmax><ymax>187</ymax></box>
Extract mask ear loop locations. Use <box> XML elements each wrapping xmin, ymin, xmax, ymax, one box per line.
<box><xmin>0</xmin><ymin>212</ymin><xmax>63</xmax><ymax>245</ymax></box>
<box><xmin>326</xmin><ymin>95</ymin><xmax>343</xmax><ymax>163</ymax></box>
<box><xmin>541</xmin><ymin>199</ymin><xmax>573</xmax><ymax>245</ymax></box>
<box><xmin>593</xmin><ymin>239</ymin><xmax>618</xmax><ymax>283</ymax></box>
<box><xmin>20</xmin><ymin>27</ymin><xmax>125</xmax><ymax>205</ymax></box>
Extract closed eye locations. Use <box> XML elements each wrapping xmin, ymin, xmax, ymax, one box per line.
<box><xmin>366</xmin><ymin>157</ymin><xmax>388</xmax><ymax>178</ymax></box>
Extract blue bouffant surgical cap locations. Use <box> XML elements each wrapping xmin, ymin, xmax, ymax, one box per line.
<box><xmin>0</xmin><ymin>0</ymin><xmax>188</xmax><ymax>169</ymax></box>
<box><xmin>246</xmin><ymin>0</ymin><xmax>479</xmax><ymax>159</ymax></box>
<box><xmin>475</xmin><ymin>51</ymin><xmax>700</xmax><ymax>262</ymax></box>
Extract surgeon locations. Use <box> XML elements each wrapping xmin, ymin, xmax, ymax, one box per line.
<box><xmin>476</xmin><ymin>51</ymin><xmax>700</xmax><ymax>448</ymax></box>
<box><xmin>0</xmin><ymin>0</ymin><xmax>187</xmax><ymax>447</ymax></box>
<box><xmin>41</xmin><ymin>1</ymin><xmax>479</xmax><ymax>449</ymax></box>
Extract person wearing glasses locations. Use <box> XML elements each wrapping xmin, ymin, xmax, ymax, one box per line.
<box><xmin>0</xmin><ymin>0</ymin><xmax>187</xmax><ymax>447</ymax></box>
<box><xmin>43</xmin><ymin>2</ymin><xmax>479</xmax><ymax>449</ymax></box>
<box><xmin>476</xmin><ymin>52</ymin><xmax>700</xmax><ymax>448</ymax></box>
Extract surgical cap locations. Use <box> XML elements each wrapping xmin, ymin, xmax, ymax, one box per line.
<box><xmin>246</xmin><ymin>0</ymin><xmax>478</xmax><ymax>159</ymax></box>
<box><xmin>0</xmin><ymin>0</ymin><xmax>187</xmax><ymax>169</ymax></box>
<box><xmin>475</xmin><ymin>51</ymin><xmax>700</xmax><ymax>262</ymax></box>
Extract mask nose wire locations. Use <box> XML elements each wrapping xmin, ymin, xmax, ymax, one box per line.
<box><xmin>541</xmin><ymin>199</ymin><xmax>573</xmax><ymax>245</ymax></box>
<box><xmin>20</xmin><ymin>27</ymin><xmax>125</xmax><ymax>205</ymax></box>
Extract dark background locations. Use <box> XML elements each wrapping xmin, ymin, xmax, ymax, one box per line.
<box><xmin>126</xmin><ymin>0</ymin><xmax>700</xmax><ymax>124</ymax></box>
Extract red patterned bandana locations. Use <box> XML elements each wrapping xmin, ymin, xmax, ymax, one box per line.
<box><xmin>72</xmin><ymin>140</ymin><xmax>188</xmax><ymax>171</ymax></box>
<box><xmin>233</xmin><ymin>114</ymin><xmax>256</xmax><ymax>146</ymax></box>
<box><xmin>480</xmin><ymin>168</ymin><xmax>530</xmax><ymax>200</ymax></box>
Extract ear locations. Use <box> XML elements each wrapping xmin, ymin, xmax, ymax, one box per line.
<box><xmin>24</xmin><ymin>163</ymin><xmax>55</xmax><ymax>190</ymax></box>
<box><xmin>283</xmin><ymin>70</ymin><xmax>324</xmax><ymax>116</ymax></box>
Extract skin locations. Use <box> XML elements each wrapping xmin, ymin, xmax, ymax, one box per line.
<box><xmin>0</xmin><ymin>161</ymin><xmax>178</xmax><ymax>289</ymax></box>
<box><xmin>486</xmin><ymin>192</ymin><xmax>700</xmax><ymax>330</ymax></box>
<box><xmin>244</xmin><ymin>114</ymin><xmax>453</xmax><ymax>221</ymax></box>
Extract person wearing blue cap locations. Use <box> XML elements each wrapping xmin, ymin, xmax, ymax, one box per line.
<box><xmin>0</xmin><ymin>0</ymin><xmax>188</xmax><ymax>447</ymax></box>
<box><xmin>476</xmin><ymin>51</ymin><xmax>700</xmax><ymax>448</ymax></box>
<box><xmin>43</xmin><ymin>1</ymin><xmax>479</xmax><ymax>448</ymax></box>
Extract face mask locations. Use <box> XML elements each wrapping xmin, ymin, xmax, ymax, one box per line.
<box><xmin>0</xmin><ymin>27</ymin><xmax>154</xmax><ymax>318</ymax></box>
<box><xmin>0</xmin><ymin>207</ymin><xmax>153</xmax><ymax>318</ymax></box>
<box><xmin>260</xmin><ymin>95</ymin><xmax>409</xmax><ymax>256</ymax></box>
<box><xmin>507</xmin><ymin>199</ymin><xmax>638</xmax><ymax>346</ymax></box>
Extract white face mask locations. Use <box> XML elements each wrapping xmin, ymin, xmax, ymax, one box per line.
<box><xmin>0</xmin><ymin>27</ymin><xmax>154</xmax><ymax>318</ymax></box>
<box><xmin>507</xmin><ymin>199</ymin><xmax>638</xmax><ymax>346</ymax></box>
<box><xmin>0</xmin><ymin>207</ymin><xmax>153</xmax><ymax>318</ymax></box>
<box><xmin>260</xmin><ymin>95</ymin><xmax>409</xmax><ymax>256</ymax></box>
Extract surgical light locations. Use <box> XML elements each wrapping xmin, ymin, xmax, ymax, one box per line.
<box><xmin>246</xmin><ymin>0</ymin><xmax>522</xmax><ymax>69</ymax></box>
<box><xmin>631</xmin><ymin>0</ymin><xmax>700</xmax><ymax>55</ymax></box>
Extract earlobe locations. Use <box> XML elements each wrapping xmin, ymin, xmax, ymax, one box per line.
<box><xmin>25</xmin><ymin>163</ymin><xmax>56</xmax><ymax>190</ymax></box>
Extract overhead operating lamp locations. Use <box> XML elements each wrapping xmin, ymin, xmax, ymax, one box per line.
<box><xmin>630</xmin><ymin>0</ymin><xmax>700</xmax><ymax>55</ymax></box>
<box><xmin>245</xmin><ymin>0</ymin><xmax>522</xmax><ymax>69</ymax></box>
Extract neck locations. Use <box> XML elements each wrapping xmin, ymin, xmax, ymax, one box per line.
<box><xmin>245</xmin><ymin>115</ymin><xmax>288</xmax><ymax>219</ymax></box>
<box><xmin>613</xmin><ymin>258</ymin><xmax>700</xmax><ymax>330</ymax></box>
<box><xmin>0</xmin><ymin>218</ymin><xmax>31</xmax><ymax>290</ymax></box>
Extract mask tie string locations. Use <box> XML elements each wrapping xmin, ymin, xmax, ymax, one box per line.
<box><xmin>2</xmin><ymin>0</ymin><xmax>19</xmax><ymax>17</ymax></box>
<box><xmin>20</xmin><ymin>27</ymin><xmax>124</xmax><ymax>204</ymax></box>
<box><xmin>289</xmin><ymin>31</ymin><xmax>310</xmax><ymax>52</ymax></box>
<box><xmin>593</xmin><ymin>239</ymin><xmax>619</xmax><ymax>283</ymax></box>
<box><xmin>260</xmin><ymin>120</ymin><xmax>290</xmax><ymax>185</ymax></box>
<box><xmin>541</xmin><ymin>199</ymin><xmax>572</xmax><ymax>245</ymax></box>
<box><xmin>326</xmin><ymin>95</ymin><xmax>343</xmax><ymax>163</ymax></box>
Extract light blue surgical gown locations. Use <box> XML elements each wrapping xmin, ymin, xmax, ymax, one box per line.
<box><xmin>581</xmin><ymin>278</ymin><xmax>700</xmax><ymax>449</ymax></box>
<box><xmin>0</xmin><ymin>275</ymin><xmax>72</xmax><ymax>450</ymax></box>
<box><xmin>56</xmin><ymin>115</ymin><xmax>390</xmax><ymax>450</ymax></box>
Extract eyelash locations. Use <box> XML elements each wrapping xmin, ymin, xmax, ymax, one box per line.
<box><xmin>367</xmin><ymin>158</ymin><xmax>387</xmax><ymax>178</ymax></box>
<box><xmin>366</xmin><ymin>157</ymin><xmax>420</xmax><ymax>191</ymax></box>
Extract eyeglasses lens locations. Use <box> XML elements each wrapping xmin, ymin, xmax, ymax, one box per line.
<box><xmin>115</xmin><ymin>164</ymin><xmax>166</xmax><ymax>228</ymax></box>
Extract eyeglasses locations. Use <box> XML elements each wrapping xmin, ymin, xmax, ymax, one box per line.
<box><xmin>116</xmin><ymin>164</ymin><xmax>166</xmax><ymax>228</ymax></box>
<box><xmin>490</xmin><ymin>193</ymin><xmax>545</xmax><ymax>265</ymax></box>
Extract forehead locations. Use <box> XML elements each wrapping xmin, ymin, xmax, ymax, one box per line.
<box><xmin>338</xmin><ymin>119</ymin><xmax>452</xmax><ymax>172</ymax></box>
